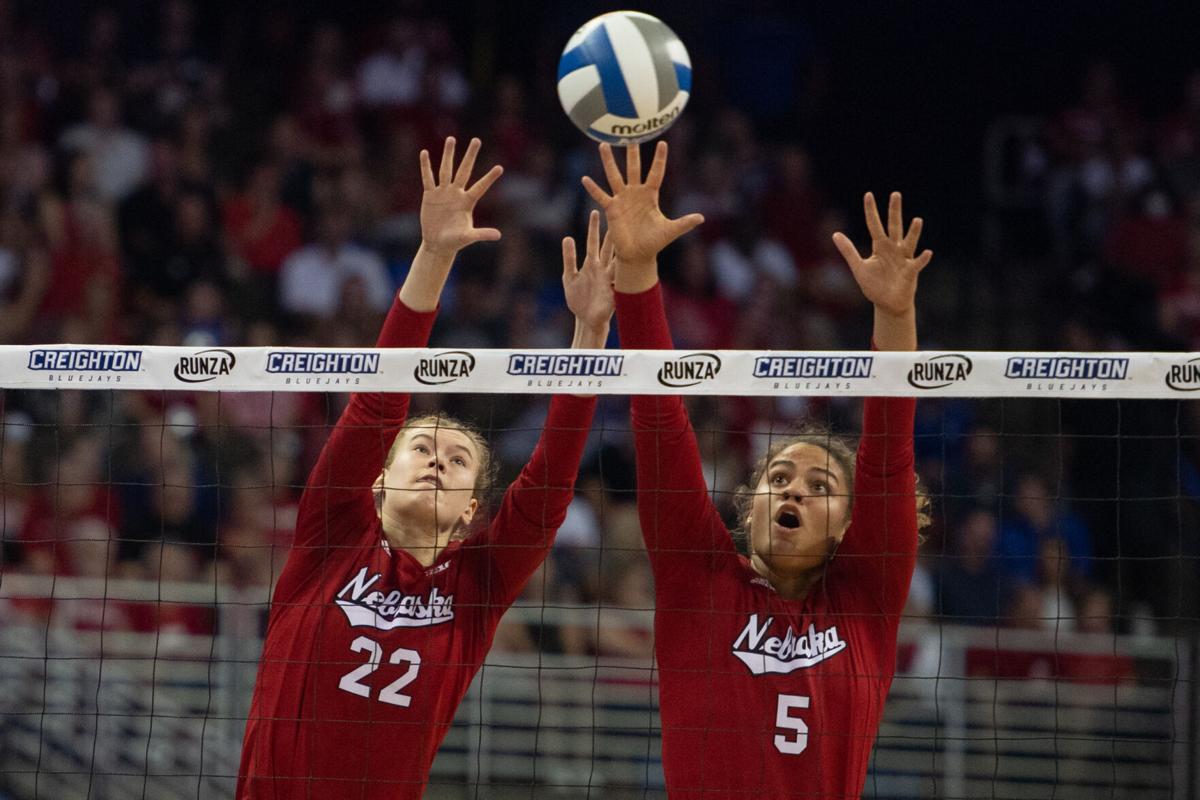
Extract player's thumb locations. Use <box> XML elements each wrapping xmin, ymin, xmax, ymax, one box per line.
<box><xmin>668</xmin><ymin>213</ymin><xmax>705</xmax><ymax>241</ymax></box>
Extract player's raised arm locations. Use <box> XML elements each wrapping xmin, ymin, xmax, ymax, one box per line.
<box><xmin>480</xmin><ymin>211</ymin><xmax>612</xmax><ymax>608</ymax></box>
<box><xmin>828</xmin><ymin>191</ymin><xmax>931</xmax><ymax>616</ymax></box>
<box><xmin>584</xmin><ymin>142</ymin><xmax>726</xmax><ymax>581</ymax></box>
<box><xmin>295</xmin><ymin>137</ymin><xmax>503</xmax><ymax>548</ymax></box>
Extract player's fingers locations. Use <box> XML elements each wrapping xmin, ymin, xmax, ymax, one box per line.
<box><xmin>439</xmin><ymin>137</ymin><xmax>456</xmax><ymax>185</ymax></box>
<box><xmin>586</xmin><ymin>209</ymin><xmax>601</xmax><ymax>261</ymax></box>
<box><xmin>645</xmin><ymin>140</ymin><xmax>668</xmax><ymax>189</ymax></box>
<box><xmin>466</xmin><ymin>165</ymin><xmax>504</xmax><ymax>202</ymax></box>
<box><xmin>626</xmin><ymin>143</ymin><xmax>642</xmax><ymax>185</ymax></box>
<box><xmin>914</xmin><ymin>249</ymin><xmax>934</xmax><ymax>272</ymax></box>
<box><xmin>454</xmin><ymin>137</ymin><xmax>481</xmax><ymax>187</ymax></box>
<box><xmin>902</xmin><ymin>217</ymin><xmax>924</xmax><ymax>255</ymax></box>
<box><xmin>599</xmin><ymin>230</ymin><xmax>615</xmax><ymax>273</ymax></box>
<box><xmin>599</xmin><ymin>143</ymin><xmax>625</xmax><ymax>192</ymax></box>
<box><xmin>863</xmin><ymin>192</ymin><xmax>887</xmax><ymax>242</ymax></box>
<box><xmin>668</xmin><ymin>212</ymin><xmax>705</xmax><ymax>240</ymax></box>
<box><xmin>887</xmin><ymin>191</ymin><xmax>903</xmax><ymax>243</ymax></box>
<box><xmin>469</xmin><ymin>227</ymin><xmax>502</xmax><ymax>243</ymax></box>
<box><xmin>581</xmin><ymin>175</ymin><xmax>613</xmax><ymax>207</ymax></box>
<box><xmin>562</xmin><ymin>236</ymin><xmax>578</xmax><ymax>278</ymax></box>
<box><xmin>419</xmin><ymin>150</ymin><xmax>435</xmax><ymax>191</ymax></box>
<box><xmin>832</xmin><ymin>231</ymin><xmax>867</xmax><ymax>271</ymax></box>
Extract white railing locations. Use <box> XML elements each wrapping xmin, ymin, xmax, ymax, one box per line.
<box><xmin>0</xmin><ymin>576</ymin><xmax>1191</xmax><ymax>799</ymax></box>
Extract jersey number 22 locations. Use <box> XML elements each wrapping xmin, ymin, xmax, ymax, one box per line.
<box><xmin>338</xmin><ymin>635</ymin><xmax>422</xmax><ymax>707</ymax></box>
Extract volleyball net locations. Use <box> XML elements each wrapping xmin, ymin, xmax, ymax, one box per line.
<box><xmin>0</xmin><ymin>344</ymin><xmax>1197</xmax><ymax>799</ymax></box>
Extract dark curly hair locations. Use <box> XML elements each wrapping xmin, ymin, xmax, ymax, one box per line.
<box><xmin>731</xmin><ymin>424</ymin><xmax>931</xmax><ymax>553</ymax></box>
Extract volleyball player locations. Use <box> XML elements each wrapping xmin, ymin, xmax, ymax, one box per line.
<box><xmin>583</xmin><ymin>141</ymin><xmax>931</xmax><ymax>798</ymax></box>
<box><xmin>238</xmin><ymin>138</ymin><xmax>614</xmax><ymax>799</ymax></box>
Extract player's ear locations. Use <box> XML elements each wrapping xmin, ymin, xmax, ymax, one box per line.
<box><xmin>373</xmin><ymin>472</ymin><xmax>385</xmax><ymax>518</ymax></box>
<box><xmin>459</xmin><ymin>497</ymin><xmax>479</xmax><ymax>528</ymax></box>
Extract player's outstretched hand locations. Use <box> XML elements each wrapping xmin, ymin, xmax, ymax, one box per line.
<box><xmin>562</xmin><ymin>209</ymin><xmax>616</xmax><ymax>334</ymax></box>
<box><xmin>582</xmin><ymin>141</ymin><xmax>703</xmax><ymax>284</ymax></box>
<box><xmin>832</xmin><ymin>191</ymin><xmax>932</xmax><ymax>317</ymax></box>
<box><xmin>419</xmin><ymin>136</ymin><xmax>504</xmax><ymax>257</ymax></box>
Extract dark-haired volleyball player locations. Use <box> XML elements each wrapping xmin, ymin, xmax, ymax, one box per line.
<box><xmin>238</xmin><ymin>138</ymin><xmax>614</xmax><ymax>799</ymax></box>
<box><xmin>584</xmin><ymin>141</ymin><xmax>931</xmax><ymax>798</ymax></box>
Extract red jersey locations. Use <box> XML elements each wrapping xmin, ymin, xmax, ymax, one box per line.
<box><xmin>237</xmin><ymin>297</ymin><xmax>597</xmax><ymax>799</ymax></box>
<box><xmin>616</xmin><ymin>285</ymin><xmax>917</xmax><ymax>799</ymax></box>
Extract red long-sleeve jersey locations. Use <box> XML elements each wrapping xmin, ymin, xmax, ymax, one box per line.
<box><xmin>238</xmin><ymin>297</ymin><xmax>597</xmax><ymax>799</ymax></box>
<box><xmin>616</xmin><ymin>284</ymin><xmax>917</xmax><ymax>799</ymax></box>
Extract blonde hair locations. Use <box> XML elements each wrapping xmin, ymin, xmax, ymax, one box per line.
<box><xmin>380</xmin><ymin>413</ymin><xmax>497</xmax><ymax>540</ymax></box>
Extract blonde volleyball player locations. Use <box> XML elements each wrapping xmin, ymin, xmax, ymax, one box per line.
<box><xmin>239</xmin><ymin>138</ymin><xmax>614</xmax><ymax>799</ymax></box>
<box><xmin>584</xmin><ymin>141</ymin><xmax>930</xmax><ymax>798</ymax></box>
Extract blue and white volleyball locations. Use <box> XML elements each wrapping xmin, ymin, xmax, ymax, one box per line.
<box><xmin>557</xmin><ymin>11</ymin><xmax>691</xmax><ymax>145</ymax></box>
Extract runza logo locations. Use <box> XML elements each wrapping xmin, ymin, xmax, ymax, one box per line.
<box><xmin>753</xmin><ymin>356</ymin><xmax>873</xmax><ymax>379</ymax></box>
<box><xmin>335</xmin><ymin>566</ymin><xmax>455</xmax><ymax>629</ymax></box>
<box><xmin>1004</xmin><ymin>357</ymin><xmax>1129</xmax><ymax>380</ymax></box>
<box><xmin>414</xmin><ymin>351</ymin><xmax>475</xmax><ymax>385</ymax></box>
<box><xmin>657</xmin><ymin>352</ymin><xmax>721</xmax><ymax>387</ymax></box>
<box><xmin>27</xmin><ymin>349</ymin><xmax>142</xmax><ymax>372</ymax></box>
<box><xmin>907</xmin><ymin>353</ymin><xmax>973</xmax><ymax>389</ymax></box>
<box><xmin>732</xmin><ymin>614</ymin><xmax>847</xmax><ymax>675</ymax></box>
<box><xmin>1166</xmin><ymin>357</ymin><xmax>1200</xmax><ymax>391</ymax></box>
<box><xmin>506</xmin><ymin>353</ymin><xmax>624</xmax><ymax>376</ymax></box>
<box><xmin>174</xmin><ymin>349</ymin><xmax>235</xmax><ymax>383</ymax></box>
<box><xmin>267</xmin><ymin>351</ymin><xmax>380</xmax><ymax>374</ymax></box>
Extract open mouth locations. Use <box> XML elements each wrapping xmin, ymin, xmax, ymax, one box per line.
<box><xmin>417</xmin><ymin>476</ymin><xmax>443</xmax><ymax>489</ymax></box>
<box><xmin>776</xmin><ymin>510</ymin><xmax>800</xmax><ymax>530</ymax></box>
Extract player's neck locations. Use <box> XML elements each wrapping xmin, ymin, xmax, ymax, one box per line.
<box><xmin>380</xmin><ymin>515</ymin><xmax>454</xmax><ymax>568</ymax></box>
<box><xmin>749</xmin><ymin>554</ymin><xmax>823</xmax><ymax>600</ymax></box>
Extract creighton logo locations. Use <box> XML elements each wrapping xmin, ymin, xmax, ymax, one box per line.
<box><xmin>415</xmin><ymin>351</ymin><xmax>475</xmax><ymax>385</ymax></box>
<box><xmin>658</xmin><ymin>352</ymin><xmax>721</xmax><ymax>387</ymax></box>
<box><xmin>1166</xmin><ymin>358</ymin><xmax>1200</xmax><ymax>391</ymax></box>
<box><xmin>907</xmin><ymin>353</ymin><xmax>972</xmax><ymax>389</ymax></box>
<box><xmin>732</xmin><ymin>614</ymin><xmax>847</xmax><ymax>675</ymax></box>
<box><xmin>1004</xmin><ymin>357</ymin><xmax>1128</xmax><ymax>380</ymax></box>
<box><xmin>335</xmin><ymin>567</ymin><xmax>455</xmax><ymax>629</ymax></box>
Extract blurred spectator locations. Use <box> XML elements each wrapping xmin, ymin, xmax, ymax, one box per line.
<box><xmin>126</xmin><ymin>0</ymin><xmax>217</xmax><ymax>127</ymax></box>
<box><xmin>936</xmin><ymin>509</ymin><xmax>1008</xmax><ymax>625</ymax></box>
<box><xmin>356</xmin><ymin>15</ymin><xmax>424</xmax><ymax>110</ymax></box>
<box><xmin>1076</xmin><ymin>585</ymin><xmax>1118</xmax><ymax>635</ymax></box>
<box><xmin>709</xmin><ymin>213</ymin><xmax>797</xmax><ymax>304</ymax></box>
<box><xmin>58</xmin><ymin>84</ymin><xmax>149</xmax><ymax>203</ymax></box>
<box><xmin>1035</xmin><ymin>537</ymin><xmax>1077</xmax><ymax>631</ymax></box>
<box><xmin>19</xmin><ymin>432</ymin><xmax>118</xmax><ymax>576</ymax></box>
<box><xmin>1005</xmin><ymin>583</ymin><xmax>1047</xmax><ymax>630</ymax></box>
<box><xmin>761</xmin><ymin>144</ymin><xmax>824</xmax><ymax>267</ymax></box>
<box><xmin>592</xmin><ymin>553</ymin><xmax>655</xmax><ymax>659</ymax></box>
<box><xmin>997</xmin><ymin>472</ymin><xmax>1093</xmax><ymax>586</ymax></box>
<box><xmin>278</xmin><ymin>203</ymin><xmax>393</xmax><ymax>320</ymax></box>
<box><xmin>0</xmin><ymin>211</ymin><xmax>50</xmax><ymax>342</ymax></box>
<box><xmin>661</xmin><ymin>238</ymin><xmax>737</xmax><ymax>350</ymax></box>
<box><xmin>39</xmin><ymin>151</ymin><xmax>121</xmax><ymax>339</ymax></box>
<box><xmin>493</xmin><ymin>557</ymin><xmax>587</xmax><ymax>655</ymax></box>
<box><xmin>222</xmin><ymin>161</ymin><xmax>304</xmax><ymax>279</ymax></box>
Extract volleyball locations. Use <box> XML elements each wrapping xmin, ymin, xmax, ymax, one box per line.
<box><xmin>557</xmin><ymin>11</ymin><xmax>691</xmax><ymax>145</ymax></box>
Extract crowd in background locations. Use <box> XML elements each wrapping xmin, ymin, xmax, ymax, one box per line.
<box><xmin>0</xmin><ymin>1</ymin><xmax>1197</xmax><ymax>660</ymax></box>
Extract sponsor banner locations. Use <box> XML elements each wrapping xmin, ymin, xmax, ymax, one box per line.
<box><xmin>0</xmin><ymin>346</ymin><xmax>1195</xmax><ymax>398</ymax></box>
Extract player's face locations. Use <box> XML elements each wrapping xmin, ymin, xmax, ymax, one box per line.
<box><xmin>378</xmin><ymin>426</ymin><xmax>480</xmax><ymax>535</ymax></box>
<box><xmin>749</xmin><ymin>443</ymin><xmax>850</xmax><ymax>578</ymax></box>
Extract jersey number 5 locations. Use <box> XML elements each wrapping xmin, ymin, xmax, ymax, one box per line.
<box><xmin>338</xmin><ymin>635</ymin><xmax>422</xmax><ymax>707</ymax></box>
<box><xmin>774</xmin><ymin>694</ymin><xmax>810</xmax><ymax>754</ymax></box>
